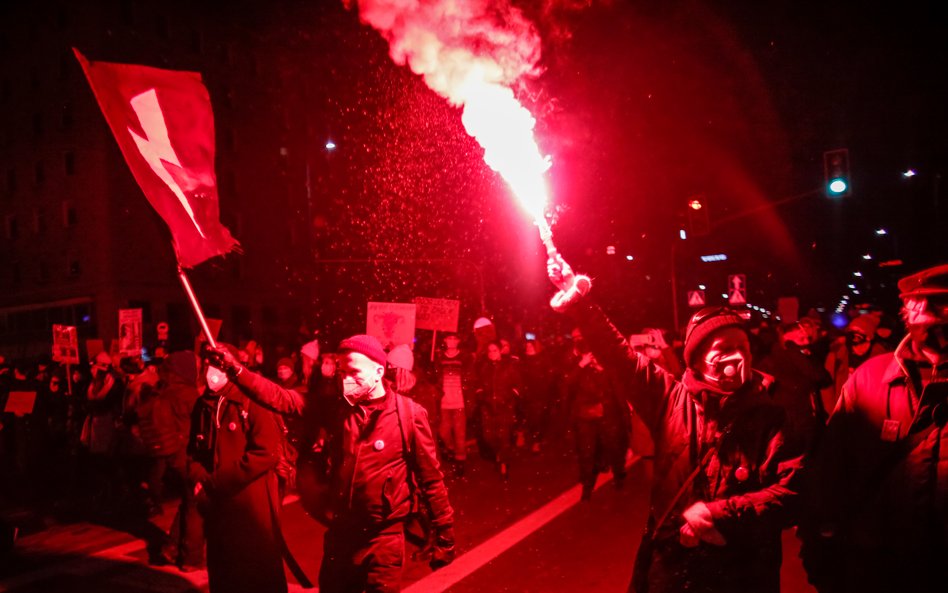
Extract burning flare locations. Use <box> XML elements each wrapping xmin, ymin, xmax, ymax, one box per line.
<box><xmin>350</xmin><ymin>0</ymin><xmax>552</xmax><ymax>225</ymax></box>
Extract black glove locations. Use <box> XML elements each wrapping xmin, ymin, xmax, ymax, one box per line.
<box><xmin>203</xmin><ymin>344</ymin><xmax>243</xmax><ymax>377</ymax></box>
<box><xmin>429</xmin><ymin>527</ymin><xmax>456</xmax><ymax>570</ymax></box>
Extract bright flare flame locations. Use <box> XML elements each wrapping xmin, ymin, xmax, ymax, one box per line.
<box><xmin>459</xmin><ymin>79</ymin><xmax>550</xmax><ymax>223</ymax></box>
<box><xmin>350</xmin><ymin>0</ymin><xmax>551</xmax><ymax>225</ymax></box>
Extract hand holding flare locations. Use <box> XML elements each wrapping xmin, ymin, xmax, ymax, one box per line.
<box><xmin>544</xmin><ymin>223</ymin><xmax>592</xmax><ymax>311</ymax></box>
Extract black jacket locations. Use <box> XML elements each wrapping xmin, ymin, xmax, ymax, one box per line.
<box><xmin>187</xmin><ymin>383</ymin><xmax>286</xmax><ymax>593</ymax></box>
<box><xmin>570</xmin><ymin>301</ymin><xmax>802</xmax><ymax>593</ymax></box>
<box><xmin>236</xmin><ymin>371</ymin><xmax>454</xmax><ymax>532</ymax></box>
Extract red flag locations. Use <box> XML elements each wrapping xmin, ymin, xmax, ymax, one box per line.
<box><xmin>74</xmin><ymin>49</ymin><xmax>238</xmax><ymax>268</ymax></box>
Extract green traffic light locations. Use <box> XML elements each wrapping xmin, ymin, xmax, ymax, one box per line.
<box><xmin>828</xmin><ymin>178</ymin><xmax>848</xmax><ymax>195</ymax></box>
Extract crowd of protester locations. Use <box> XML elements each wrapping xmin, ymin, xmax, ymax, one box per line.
<box><xmin>0</xmin><ymin>302</ymin><xmax>901</xmax><ymax>511</ymax></box>
<box><xmin>0</xmin><ymin>281</ymin><xmax>935</xmax><ymax>591</ymax></box>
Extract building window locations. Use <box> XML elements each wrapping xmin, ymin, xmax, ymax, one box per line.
<box><xmin>6</xmin><ymin>169</ymin><xmax>15</xmax><ymax>194</ymax></box>
<box><xmin>38</xmin><ymin>260</ymin><xmax>50</xmax><ymax>283</ymax></box>
<box><xmin>128</xmin><ymin>300</ymin><xmax>153</xmax><ymax>323</ymax></box>
<box><xmin>12</xmin><ymin>262</ymin><xmax>21</xmax><ymax>284</ymax></box>
<box><xmin>32</xmin><ymin>208</ymin><xmax>46</xmax><ymax>235</ymax></box>
<box><xmin>120</xmin><ymin>0</ymin><xmax>133</xmax><ymax>25</ymax></box>
<box><xmin>35</xmin><ymin>161</ymin><xmax>45</xmax><ymax>183</ymax></box>
<box><xmin>32</xmin><ymin>113</ymin><xmax>43</xmax><ymax>137</ymax></box>
<box><xmin>64</xmin><ymin>151</ymin><xmax>75</xmax><ymax>175</ymax></box>
<box><xmin>61</xmin><ymin>104</ymin><xmax>74</xmax><ymax>128</ymax></box>
<box><xmin>1</xmin><ymin>79</ymin><xmax>10</xmax><ymax>103</ymax></box>
<box><xmin>62</xmin><ymin>200</ymin><xmax>77</xmax><ymax>227</ymax></box>
<box><xmin>156</xmin><ymin>15</ymin><xmax>170</xmax><ymax>39</ymax></box>
<box><xmin>222</xmin><ymin>128</ymin><xmax>235</xmax><ymax>152</ymax></box>
<box><xmin>189</xmin><ymin>29</ymin><xmax>203</xmax><ymax>54</ymax></box>
<box><xmin>67</xmin><ymin>253</ymin><xmax>81</xmax><ymax>277</ymax></box>
<box><xmin>58</xmin><ymin>53</ymin><xmax>72</xmax><ymax>82</ymax></box>
<box><xmin>4</xmin><ymin>215</ymin><xmax>18</xmax><ymax>240</ymax></box>
<box><xmin>232</xmin><ymin>305</ymin><xmax>251</xmax><ymax>334</ymax></box>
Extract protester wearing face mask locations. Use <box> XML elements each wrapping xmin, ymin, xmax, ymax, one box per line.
<box><xmin>186</xmin><ymin>343</ymin><xmax>287</xmax><ymax>593</ymax></box>
<box><xmin>547</xmin><ymin>255</ymin><xmax>801</xmax><ymax>593</ymax></box>
<box><xmin>204</xmin><ymin>334</ymin><xmax>456</xmax><ymax>593</ymax></box>
<box><xmin>800</xmin><ymin>263</ymin><xmax>948</xmax><ymax>593</ymax></box>
<box><xmin>821</xmin><ymin>314</ymin><xmax>890</xmax><ymax>414</ymax></box>
<box><xmin>79</xmin><ymin>351</ymin><xmax>126</xmax><ymax>508</ymax></box>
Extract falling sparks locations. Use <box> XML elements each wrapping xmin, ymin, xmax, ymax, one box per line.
<box><xmin>350</xmin><ymin>0</ymin><xmax>551</xmax><ymax>224</ymax></box>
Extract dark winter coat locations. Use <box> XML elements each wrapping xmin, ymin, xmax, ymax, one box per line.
<box><xmin>520</xmin><ymin>352</ymin><xmax>555</xmax><ymax>413</ymax></box>
<box><xmin>757</xmin><ymin>342</ymin><xmax>832</xmax><ymax>455</ymax></box>
<box><xmin>235</xmin><ymin>372</ymin><xmax>454</xmax><ymax>532</ymax></box>
<box><xmin>473</xmin><ymin>357</ymin><xmax>521</xmax><ymax>420</ymax></box>
<box><xmin>572</xmin><ymin>302</ymin><xmax>801</xmax><ymax>593</ymax></box>
<box><xmin>187</xmin><ymin>383</ymin><xmax>286</xmax><ymax>593</ymax></box>
<box><xmin>800</xmin><ymin>342</ymin><xmax>948</xmax><ymax>593</ymax></box>
<box><xmin>139</xmin><ymin>379</ymin><xmax>197</xmax><ymax>457</ymax></box>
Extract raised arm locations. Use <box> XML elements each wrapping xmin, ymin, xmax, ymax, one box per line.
<box><xmin>547</xmin><ymin>255</ymin><xmax>676</xmax><ymax>431</ymax></box>
<box><xmin>204</xmin><ymin>345</ymin><xmax>306</xmax><ymax>416</ymax></box>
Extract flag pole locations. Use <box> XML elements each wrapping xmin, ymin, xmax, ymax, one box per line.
<box><xmin>176</xmin><ymin>265</ymin><xmax>218</xmax><ymax>349</ymax></box>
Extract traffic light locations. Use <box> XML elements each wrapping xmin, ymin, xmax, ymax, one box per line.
<box><xmin>824</xmin><ymin>148</ymin><xmax>851</xmax><ymax>197</ymax></box>
<box><xmin>686</xmin><ymin>195</ymin><xmax>711</xmax><ymax>236</ymax></box>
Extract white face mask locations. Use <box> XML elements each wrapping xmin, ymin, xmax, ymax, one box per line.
<box><xmin>342</xmin><ymin>376</ymin><xmax>377</xmax><ymax>405</ymax></box>
<box><xmin>701</xmin><ymin>352</ymin><xmax>748</xmax><ymax>393</ymax></box>
<box><xmin>206</xmin><ymin>367</ymin><xmax>229</xmax><ymax>391</ymax></box>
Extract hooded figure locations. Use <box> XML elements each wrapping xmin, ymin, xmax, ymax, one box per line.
<box><xmin>548</xmin><ymin>257</ymin><xmax>801</xmax><ymax>593</ymax></box>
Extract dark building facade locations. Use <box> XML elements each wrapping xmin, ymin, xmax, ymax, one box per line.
<box><xmin>0</xmin><ymin>1</ymin><xmax>315</xmax><ymax>360</ymax></box>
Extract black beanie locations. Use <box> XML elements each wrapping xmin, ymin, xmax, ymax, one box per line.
<box><xmin>683</xmin><ymin>308</ymin><xmax>745</xmax><ymax>366</ymax></box>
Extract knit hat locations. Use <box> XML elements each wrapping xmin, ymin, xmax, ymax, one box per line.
<box><xmin>473</xmin><ymin>317</ymin><xmax>493</xmax><ymax>330</ymax></box>
<box><xmin>300</xmin><ymin>339</ymin><xmax>320</xmax><ymax>361</ymax></box>
<box><xmin>387</xmin><ymin>344</ymin><xmax>414</xmax><ymax>371</ymax></box>
<box><xmin>683</xmin><ymin>307</ymin><xmax>746</xmax><ymax>366</ymax></box>
<box><xmin>338</xmin><ymin>334</ymin><xmax>387</xmax><ymax>367</ymax></box>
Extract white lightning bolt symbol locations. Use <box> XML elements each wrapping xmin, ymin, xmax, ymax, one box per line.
<box><xmin>127</xmin><ymin>89</ymin><xmax>206</xmax><ymax>238</ymax></box>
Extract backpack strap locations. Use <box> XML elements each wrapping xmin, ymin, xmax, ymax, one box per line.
<box><xmin>394</xmin><ymin>394</ymin><xmax>418</xmax><ymax>492</ymax></box>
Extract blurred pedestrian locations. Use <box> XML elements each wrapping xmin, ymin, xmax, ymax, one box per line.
<box><xmin>520</xmin><ymin>339</ymin><xmax>555</xmax><ymax>453</ymax></box>
<box><xmin>565</xmin><ymin>345</ymin><xmax>627</xmax><ymax>500</ymax></box>
<box><xmin>434</xmin><ymin>333</ymin><xmax>472</xmax><ymax>475</ymax></box>
<box><xmin>474</xmin><ymin>341</ymin><xmax>521</xmax><ymax>479</ymax></box>
<box><xmin>757</xmin><ymin>321</ymin><xmax>833</xmax><ymax>454</ymax></box>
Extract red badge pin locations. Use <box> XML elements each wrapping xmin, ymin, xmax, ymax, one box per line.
<box><xmin>228</xmin><ymin>422</ymin><xmax>237</xmax><ymax>432</ymax></box>
<box><xmin>374</xmin><ymin>439</ymin><xmax>385</xmax><ymax>451</ymax></box>
<box><xmin>735</xmin><ymin>466</ymin><xmax>750</xmax><ymax>482</ymax></box>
